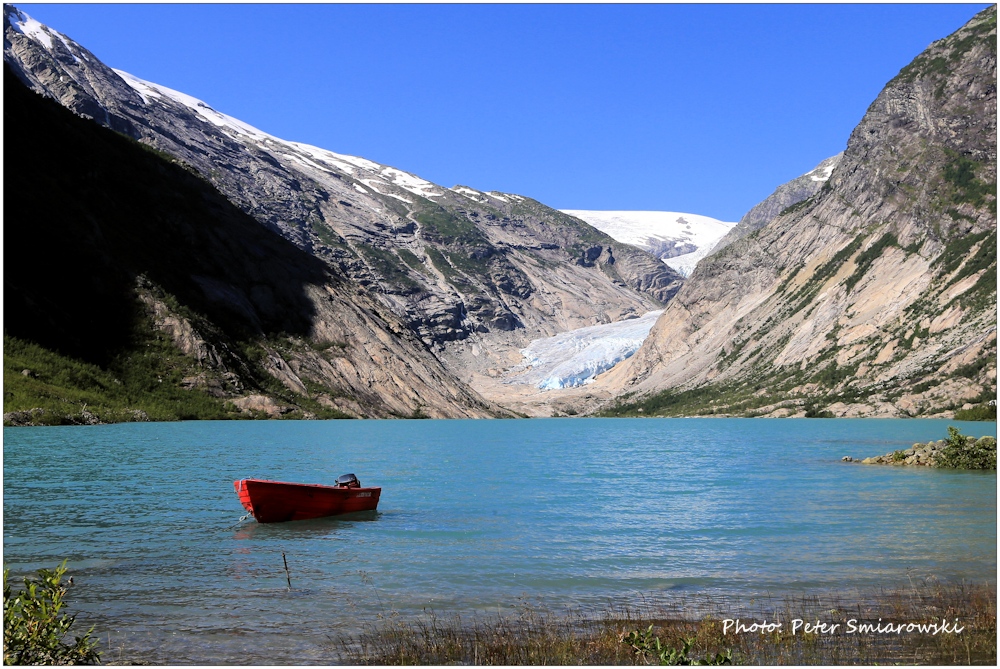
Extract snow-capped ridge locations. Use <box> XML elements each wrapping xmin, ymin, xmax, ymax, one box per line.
<box><xmin>7</xmin><ymin>6</ymin><xmax>52</xmax><ymax>49</ymax></box>
<box><xmin>807</xmin><ymin>161</ymin><xmax>837</xmax><ymax>182</ymax></box>
<box><xmin>7</xmin><ymin>6</ymin><xmax>89</xmax><ymax>64</ymax></box>
<box><xmin>112</xmin><ymin>68</ymin><xmax>447</xmax><ymax>201</ymax></box>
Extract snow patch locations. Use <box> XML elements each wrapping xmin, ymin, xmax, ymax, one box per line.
<box><xmin>113</xmin><ymin>69</ymin><xmax>162</xmax><ymax>104</ymax></box>
<box><xmin>56</xmin><ymin>34</ymin><xmax>80</xmax><ymax>63</ymax></box>
<box><xmin>380</xmin><ymin>167</ymin><xmax>443</xmax><ymax>199</ymax></box>
<box><xmin>9</xmin><ymin>9</ymin><xmax>53</xmax><ymax>49</ymax></box>
<box><xmin>105</xmin><ymin>70</ymin><xmax>454</xmax><ymax>208</ymax></box>
<box><xmin>284</xmin><ymin>152</ymin><xmax>337</xmax><ymax>175</ymax></box>
<box><xmin>808</xmin><ymin>162</ymin><xmax>837</xmax><ymax>182</ymax></box>
<box><xmin>360</xmin><ymin>179</ymin><xmax>413</xmax><ymax>203</ymax></box>
<box><xmin>112</xmin><ymin>70</ymin><xmax>278</xmax><ymax>143</ymax></box>
<box><xmin>287</xmin><ymin>143</ymin><xmax>382</xmax><ymax>174</ymax></box>
<box><xmin>511</xmin><ymin>311</ymin><xmax>663</xmax><ymax>390</ymax></box>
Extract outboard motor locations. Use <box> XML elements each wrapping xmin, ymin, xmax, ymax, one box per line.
<box><xmin>336</xmin><ymin>473</ymin><xmax>360</xmax><ymax>488</ymax></box>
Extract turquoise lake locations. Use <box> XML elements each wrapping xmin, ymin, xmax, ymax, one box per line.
<box><xmin>3</xmin><ymin>418</ymin><xmax>996</xmax><ymax>663</ymax></box>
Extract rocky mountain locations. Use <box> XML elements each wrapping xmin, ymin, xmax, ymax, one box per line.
<box><xmin>559</xmin><ymin>210</ymin><xmax>736</xmax><ymax>277</ymax></box>
<box><xmin>708</xmin><ymin>153</ymin><xmax>843</xmax><ymax>255</ymax></box>
<box><xmin>4</xmin><ymin>63</ymin><xmax>507</xmax><ymax>421</ymax></box>
<box><xmin>599</xmin><ymin>6</ymin><xmax>997</xmax><ymax>419</ymax></box>
<box><xmin>4</xmin><ymin>4</ymin><xmax>683</xmax><ymax>400</ymax></box>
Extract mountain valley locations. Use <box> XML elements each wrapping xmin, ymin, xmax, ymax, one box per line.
<box><xmin>3</xmin><ymin>4</ymin><xmax>995</xmax><ymax>423</ymax></box>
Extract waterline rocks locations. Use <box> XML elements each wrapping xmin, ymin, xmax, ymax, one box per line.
<box><xmin>854</xmin><ymin>435</ymin><xmax>997</xmax><ymax>468</ymax></box>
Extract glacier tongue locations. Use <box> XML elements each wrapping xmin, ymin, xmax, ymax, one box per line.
<box><xmin>510</xmin><ymin>310</ymin><xmax>664</xmax><ymax>390</ymax></box>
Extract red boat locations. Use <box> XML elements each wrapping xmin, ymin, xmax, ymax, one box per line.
<box><xmin>234</xmin><ymin>474</ymin><xmax>381</xmax><ymax>523</ymax></box>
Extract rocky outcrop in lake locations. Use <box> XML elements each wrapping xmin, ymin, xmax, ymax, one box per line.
<box><xmin>849</xmin><ymin>433</ymin><xmax>997</xmax><ymax>469</ymax></box>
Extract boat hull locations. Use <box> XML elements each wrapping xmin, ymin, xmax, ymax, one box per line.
<box><xmin>234</xmin><ymin>478</ymin><xmax>381</xmax><ymax>523</ymax></box>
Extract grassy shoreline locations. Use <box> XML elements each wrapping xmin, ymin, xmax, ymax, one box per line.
<box><xmin>336</xmin><ymin>582</ymin><xmax>996</xmax><ymax>665</ymax></box>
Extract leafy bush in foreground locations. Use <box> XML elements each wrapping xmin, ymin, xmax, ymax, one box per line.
<box><xmin>3</xmin><ymin>562</ymin><xmax>100</xmax><ymax>665</ymax></box>
<box><xmin>936</xmin><ymin>426</ymin><xmax>997</xmax><ymax>470</ymax></box>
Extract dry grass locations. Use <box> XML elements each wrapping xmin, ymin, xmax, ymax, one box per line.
<box><xmin>337</xmin><ymin>581</ymin><xmax>996</xmax><ymax>665</ymax></box>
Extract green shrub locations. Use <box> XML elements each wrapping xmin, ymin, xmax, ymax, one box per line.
<box><xmin>936</xmin><ymin>426</ymin><xmax>997</xmax><ymax>470</ymax></box>
<box><xmin>622</xmin><ymin>624</ymin><xmax>732</xmax><ymax>665</ymax></box>
<box><xmin>804</xmin><ymin>403</ymin><xmax>835</xmax><ymax>418</ymax></box>
<box><xmin>954</xmin><ymin>403</ymin><xmax>997</xmax><ymax>421</ymax></box>
<box><xmin>3</xmin><ymin>562</ymin><xmax>100</xmax><ymax>665</ymax></box>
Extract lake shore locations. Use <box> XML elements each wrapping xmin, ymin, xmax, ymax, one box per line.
<box><xmin>333</xmin><ymin>582</ymin><xmax>996</xmax><ymax>666</ymax></box>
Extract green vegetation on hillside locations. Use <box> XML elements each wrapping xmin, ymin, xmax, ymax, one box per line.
<box><xmin>843</xmin><ymin>232</ymin><xmax>897</xmax><ymax>293</ymax></box>
<box><xmin>942</xmin><ymin>152</ymin><xmax>997</xmax><ymax>214</ymax></box>
<box><xmin>599</xmin><ymin>339</ymin><xmax>995</xmax><ymax>419</ymax></box>
<box><xmin>893</xmin><ymin>5</ymin><xmax>996</xmax><ymax>85</ymax></box>
<box><xmin>954</xmin><ymin>402</ymin><xmax>998</xmax><ymax>421</ymax></box>
<box><xmin>415</xmin><ymin>204</ymin><xmax>488</xmax><ymax>246</ymax></box>
<box><xmin>3</xmin><ymin>334</ymin><xmax>239</xmax><ymax>425</ymax></box>
<box><xmin>356</xmin><ymin>243</ymin><xmax>422</xmax><ymax>294</ymax></box>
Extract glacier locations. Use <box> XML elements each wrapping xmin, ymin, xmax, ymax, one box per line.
<box><xmin>561</xmin><ymin>210</ymin><xmax>736</xmax><ymax>277</ymax></box>
<box><xmin>509</xmin><ymin>310</ymin><xmax>664</xmax><ymax>390</ymax></box>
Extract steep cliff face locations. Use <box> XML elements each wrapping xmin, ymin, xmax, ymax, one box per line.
<box><xmin>4</xmin><ymin>63</ymin><xmax>507</xmax><ymax>420</ymax></box>
<box><xmin>709</xmin><ymin>153</ymin><xmax>842</xmax><ymax>254</ymax></box>
<box><xmin>3</xmin><ymin>4</ymin><xmax>680</xmax><ymax>385</ymax></box>
<box><xmin>603</xmin><ymin>6</ymin><xmax>996</xmax><ymax>418</ymax></box>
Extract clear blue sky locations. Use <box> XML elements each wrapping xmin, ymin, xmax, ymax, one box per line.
<box><xmin>19</xmin><ymin>3</ymin><xmax>990</xmax><ymax>221</ymax></box>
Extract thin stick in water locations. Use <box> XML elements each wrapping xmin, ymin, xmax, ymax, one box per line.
<box><xmin>282</xmin><ymin>552</ymin><xmax>291</xmax><ymax>590</ymax></box>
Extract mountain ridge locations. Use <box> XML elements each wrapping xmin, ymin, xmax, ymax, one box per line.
<box><xmin>598</xmin><ymin>5</ymin><xmax>996</xmax><ymax>419</ymax></box>
<box><xmin>4</xmin><ymin>4</ymin><xmax>993</xmax><ymax>423</ymax></box>
<box><xmin>3</xmin><ymin>62</ymin><xmax>510</xmax><ymax>421</ymax></box>
<box><xmin>708</xmin><ymin>153</ymin><xmax>843</xmax><ymax>257</ymax></box>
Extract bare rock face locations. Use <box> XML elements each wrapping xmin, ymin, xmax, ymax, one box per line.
<box><xmin>602</xmin><ymin>6</ymin><xmax>997</xmax><ymax>418</ymax></box>
<box><xmin>710</xmin><ymin>153</ymin><xmax>843</xmax><ymax>254</ymax></box>
<box><xmin>3</xmin><ymin>4</ymin><xmax>681</xmax><ymax>388</ymax></box>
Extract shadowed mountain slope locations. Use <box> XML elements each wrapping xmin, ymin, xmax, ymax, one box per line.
<box><xmin>4</xmin><ymin>64</ymin><xmax>506</xmax><ymax>421</ymax></box>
